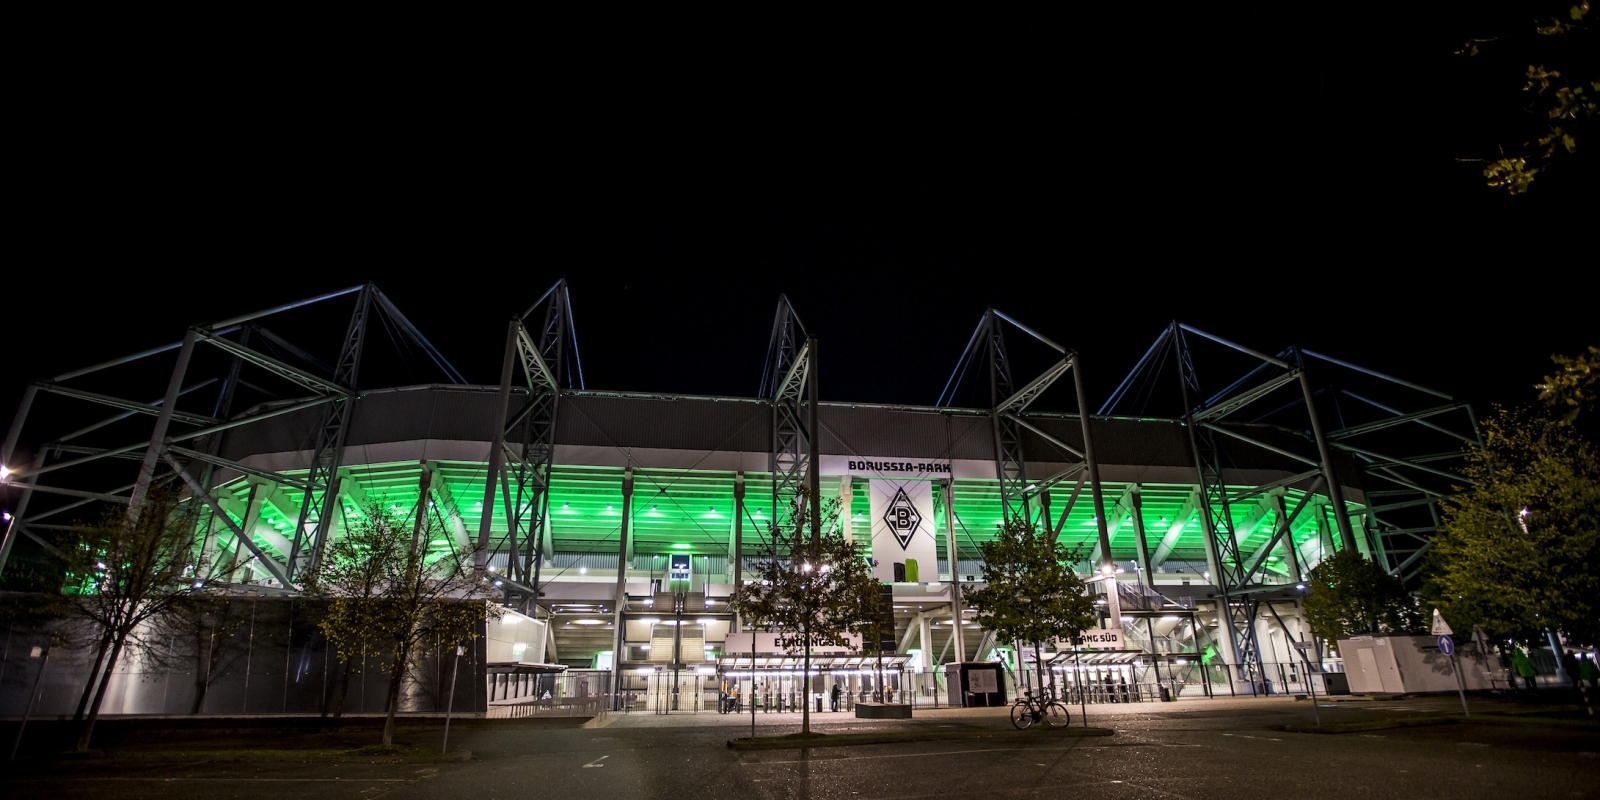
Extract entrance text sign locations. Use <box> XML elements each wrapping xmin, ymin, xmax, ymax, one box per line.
<box><xmin>1057</xmin><ymin>630</ymin><xmax>1124</xmax><ymax>650</ymax></box>
<box><xmin>868</xmin><ymin>479</ymin><xmax>938</xmax><ymax>583</ymax></box>
<box><xmin>724</xmin><ymin>632</ymin><xmax>862</xmax><ymax>656</ymax></box>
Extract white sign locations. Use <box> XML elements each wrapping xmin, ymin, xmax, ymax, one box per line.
<box><xmin>823</xmin><ymin>456</ymin><xmax>952</xmax><ymax>478</ymax></box>
<box><xmin>868</xmin><ymin>479</ymin><xmax>939</xmax><ymax>583</ymax></box>
<box><xmin>1431</xmin><ymin>608</ymin><xmax>1453</xmax><ymax>636</ymax></box>
<box><xmin>1058</xmin><ymin>630</ymin><xmax>1124</xmax><ymax>650</ymax></box>
<box><xmin>967</xmin><ymin>668</ymin><xmax>1000</xmax><ymax>693</ymax></box>
<box><xmin>724</xmin><ymin>632</ymin><xmax>862</xmax><ymax>655</ymax></box>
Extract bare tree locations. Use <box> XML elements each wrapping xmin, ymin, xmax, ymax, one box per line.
<box><xmin>316</xmin><ymin>499</ymin><xmax>498</xmax><ymax>747</ymax></box>
<box><xmin>57</xmin><ymin>484</ymin><xmax>226</xmax><ymax>751</ymax></box>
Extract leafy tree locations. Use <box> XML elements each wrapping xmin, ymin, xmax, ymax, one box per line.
<box><xmin>1303</xmin><ymin>549</ymin><xmax>1426</xmax><ymax>643</ymax></box>
<box><xmin>57</xmin><ymin>485</ymin><xmax>225</xmax><ymax>751</ymax></box>
<box><xmin>1461</xmin><ymin>2</ymin><xmax>1595</xmax><ymax>194</ymax></box>
<box><xmin>731</xmin><ymin>489</ymin><xmax>880</xmax><ymax>736</ymax></box>
<box><xmin>962</xmin><ymin>518</ymin><xmax>1097</xmax><ymax>699</ymax></box>
<box><xmin>1424</xmin><ymin>406</ymin><xmax>1600</xmax><ymax>645</ymax></box>
<box><xmin>1538</xmin><ymin>345</ymin><xmax>1599</xmax><ymax>422</ymax></box>
<box><xmin>316</xmin><ymin>500</ymin><xmax>498</xmax><ymax>746</ymax></box>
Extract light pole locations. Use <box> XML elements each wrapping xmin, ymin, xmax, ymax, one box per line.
<box><xmin>9</xmin><ymin>643</ymin><xmax>51</xmax><ymax>761</ymax></box>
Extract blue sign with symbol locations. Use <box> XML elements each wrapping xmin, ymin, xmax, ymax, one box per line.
<box><xmin>1437</xmin><ymin>634</ymin><xmax>1455</xmax><ymax>655</ymax></box>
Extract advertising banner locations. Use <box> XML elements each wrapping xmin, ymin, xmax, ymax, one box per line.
<box><xmin>868</xmin><ymin>479</ymin><xmax>938</xmax><ymax>583</ymax></box>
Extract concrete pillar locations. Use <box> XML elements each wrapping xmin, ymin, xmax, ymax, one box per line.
<box><xmin>1212</xmin><ymin>599</ymin><xmax>1241</xmax><ymax>674</ymax></box>
<box><xmin>609</xmin><ymin>468</ymin><xmax>634</xmax><ymax>709</ymax></box>
<box><xmin>919</xmin><ymin>614</ymin><xmax>934</xmax><ymax>676</ymax></box>
<box><xmin>1130</xmin><ymin>484</ymin><xmax>1154</xmax><ymax>587</ymax></box>
<box><xmin>942</xmin><ymin>481</ymin><xmax>966</xmax><ymax>661</ymax></box>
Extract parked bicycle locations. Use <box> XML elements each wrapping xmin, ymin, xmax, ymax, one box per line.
<box><xmin>1010</xmin><ymin>688</ymin><xmax>1072</xmax><ymax>730</ymax></box>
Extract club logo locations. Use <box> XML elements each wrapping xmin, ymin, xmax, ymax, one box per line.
<box><xmin>882</xmin><ymin>487</ymin><xmax>922</xmax><ymax>550</ymax></box>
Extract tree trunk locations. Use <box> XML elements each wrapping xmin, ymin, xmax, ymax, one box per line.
<box><xmin>332</xmin><ymin>659</ymin><xmax>354</xmax><ymax>719</ymax></box>
<box><xmin>77</xmin><ymin>629</ymin><xmax>128</xmax><ymax>752</ymax></box>
<box><xmin>1036</xmin><ymin>641</ymin><xmax>1045</xmax><ymax>701</ymax></box>
<box><xmin>801</xmin><ymin>621</ymin><xmax>811</xmax><ymax>734</ymax></box>
<box><xmin>74</xmin><ymin>627</ymin><xmax>115</xmax><ymax>722</ymax></box>
<box><xmin>191</xmin><ymin>622</ymin><xmax>215</xmax><ymax>715</ymax></box>
<box><xmin>382</xmin><ymin>644</ymin><xmax>411</xmax><ymax>747</ymax></box>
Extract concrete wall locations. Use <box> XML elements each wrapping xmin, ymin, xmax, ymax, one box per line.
<box><xmin>0</xmin><ymin>596</ymin><xmax>490</xmax><ymax>718</ymax></box>
<box><xmin>1338</xmin><ymin>635</ymin><xmax>1502</xmax><ymax>694</ymax></box>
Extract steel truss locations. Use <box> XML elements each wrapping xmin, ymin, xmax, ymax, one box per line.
<box><xmin>937</xmin><ymin>309</ymin><xmax>1114</xmax><ymax>599</ymax></box>
<box><xmin>0</xmin><ymin>284</ymin><xmax>466</xmax><ymax>587</ymax></box>
<box><xmin>758</xmin><ymin>295</ymin><xmax>819</xmax><ymax>543</ymax></box>
<box><xmin>1100</xmin><ymin>321</ymin><xmax>1479</xmax><ymax>681</ymax></box>
<box><xmin>475</xmin><ymin>280</ymin><xmax>584</xmax><ymax>611</ymax></box>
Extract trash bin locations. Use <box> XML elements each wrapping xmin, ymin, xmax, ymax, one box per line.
<box><xmin>1159</xmin><ymin>685</ymin><xmax>1171</xmax><ymax>702</ymax></box>
<box><xmin>816</xmin><ymin>694</ymin><xmax>823</xmax><ymax>713</ymax></box>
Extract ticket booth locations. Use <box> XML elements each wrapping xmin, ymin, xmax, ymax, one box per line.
<box><xmin>945</xmin><ymin>662</ymin><xmax>1008</xmax><ymax>707</ymax></box>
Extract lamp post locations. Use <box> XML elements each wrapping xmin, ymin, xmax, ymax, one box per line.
<box><xmin>9</xmin><ymin>643</ymin><xmax>51</xmax><ymax>761</ymax></box>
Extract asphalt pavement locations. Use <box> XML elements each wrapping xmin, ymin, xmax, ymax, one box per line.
<box><xmin>4</xmin><ymin>695</ymin><xmax>1596</xmax><ymax>799</ymax></box>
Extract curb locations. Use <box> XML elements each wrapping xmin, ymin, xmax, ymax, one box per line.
<box><xmin>728</xmin><ymin>727</ymin><xmax>1115</xmax><ymax>751</ymax></box>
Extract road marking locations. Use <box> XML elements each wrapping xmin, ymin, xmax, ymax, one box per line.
<box><xmin>583</xmin><ymin>755</ymin><xmax>611</xmax><ymax>768</ymax></box>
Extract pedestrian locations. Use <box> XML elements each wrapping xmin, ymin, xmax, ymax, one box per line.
<box><xmin>1104</xmin><ymin>672</ymin><xmax>1117</xmax><ymax>703</ymax></box>
<box><xmin>1561</xmin><ymin>650</ymin><xmax>1581</xmax><ymax>690</ymax></box>
<box><xmin>830</xmin><ymin>682</ymin><xmax>842</xmax><ymax>712</ymax></box>
<box><xmin>1119</xmin><ymin>674</ymin><xmax>1131</xmax><ymax>703</ymax></box>
<box><xmin>1513</xmin><ymin>647</ymin><xmax>1537</xmax><ymax>692</ymax></box>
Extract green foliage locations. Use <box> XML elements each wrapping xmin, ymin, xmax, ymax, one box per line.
<box><xmin>1302</xmin><ymin>549</ymin><xmax>1426</xmax><ymax>643</ymax></box>
<box><xmin>1424</xmin><ymin>406</ymin><xmax>1600</xmax><ymax>644</ymax></box>
<box><xmin>314</xmin><ymin>499</ymin><xmax>498</xmax><ymax>744</ymax></box>
<box><xmin>1538</xmin><ymin>345</ymin><xmax>1600</xmax><ymax>422</ymax></box>
<box><xmin>731</xmin><ymin>490</ymin><xmax>880</xmax><ymax>731</ymax></box>
<box><xmin>1463</xmin><ymin>1</ymin><xmax>1594</xmax><ymax>194</ymax></box>
<box><xmin>963</xmin><ymin>518</ymin><xmax>1098</xmax><ymax>653</ymax></box>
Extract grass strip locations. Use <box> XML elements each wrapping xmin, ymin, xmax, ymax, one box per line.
<box><xmin>729</xmin><ymin>726</ymin><xmax>1114</xmax><ymax>751</ymax></box>
<box><xmin>50</xmin><ymin>745</ymin><xmax>473</xmax><ymax>763</ymax></box>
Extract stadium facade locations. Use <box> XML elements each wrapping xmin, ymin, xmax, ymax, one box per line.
<box><xmin>0</xmin><ymin>282</ymin><xmax>1477</xmax><ymax>716</ymax></box>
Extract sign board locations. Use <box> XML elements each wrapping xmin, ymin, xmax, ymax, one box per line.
<box><xmin>1293</xmin><ymin>641</ymin><xmax>1317</xmax><ymax>652</ymax></box>
<box><xmin>1431</xmin><ymin>609</ymin><xmax>1452</xmax><ymax>636</ymax></box>
<box><xmin>967</xmin><ymin>668</ymin><xmax>1000</xmax><ymax>693</ymax></box>
<box><xmin>1437</xmin><ymin>635</ymin><xmax>1455</xmax><ymax>656</ymax></box>
<box><xmin>823</xmin><ymin>456</ymin><xmax>952</xmax><ymax>479</ymax></box>
<box><xmin>868</xmin><ymin>480</ymin><xmax>938</xmax><ymax>583</ymax></box>
<box><xmin>724</xmin><ymin>632</ymin><xmax>863</xmax><ymax>656</ymax></box>
<box><xmin>1058</xmin><ymin>630</ymin><xmax>1124</xmax><ymax>650</ymax></box>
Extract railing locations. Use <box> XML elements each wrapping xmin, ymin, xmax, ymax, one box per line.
<box><xmin>488</xmin><ymin>695</ymin><xmax>609</xmax><ymax>719</ymax></box>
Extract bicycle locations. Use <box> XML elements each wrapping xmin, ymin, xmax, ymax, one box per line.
<box><xmin>1010</xmin><ymin>688</ymin><xmax>1072</xmax><ymax>730</ymax></box>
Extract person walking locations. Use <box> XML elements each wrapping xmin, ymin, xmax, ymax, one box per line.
<box><xmin>1513</xmin><ymin>647</ymin><xmax>1537</xmax><ymax>692</ymax></box>
<box><xmin>830</xmin><ymin>682</ymin><xmax>842</xmax><ymax>712</ymax></box>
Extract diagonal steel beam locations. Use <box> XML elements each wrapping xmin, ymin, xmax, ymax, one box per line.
<box><xmin>196</xmin><ymin>332</ymin><xmax>349</xmax><ymax>396</ymax></box>
<box><xmin>162</xmin><ymin>452</ymin><xmax>295</xmax><ymax>587</ymax></box>
<box><xmin>33</xmin><ymin>382</ymin><xmax>217</xmax><ymax>427</ymax></box>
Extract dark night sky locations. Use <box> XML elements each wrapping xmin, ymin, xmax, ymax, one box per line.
<box><xmin>6</xmin><ymin>2</ymin><xmax>1592</xmax><ymax>434</ymax></box>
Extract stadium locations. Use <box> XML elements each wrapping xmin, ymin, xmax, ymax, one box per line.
<box><xmin>0</xmin><ymin>281</ymin><xmax>1478</xmax><ymax>717</ymax></box>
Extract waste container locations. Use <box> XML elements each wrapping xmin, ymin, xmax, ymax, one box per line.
<box><xmin>816</xmin><ymin>694</ymin><xmax>824</xmax><ymax>713</ymax></box>
<box><xmin>1159</xmin><ymin>685</ymin><xmax>1171</xmax><ymax>702</ymax></box>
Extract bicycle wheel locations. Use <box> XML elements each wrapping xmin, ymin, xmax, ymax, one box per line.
<box><xmin>1042</xmin><ymin>701</ymin><xmax>1072</xmax><ymax>728</ymax></box>
<box><xmin>1010</xmin><ymin>701</ymin><xmax>1035</xmax><ymax>730</ymax></box>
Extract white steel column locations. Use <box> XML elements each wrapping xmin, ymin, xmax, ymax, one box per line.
<box><xmin>942</xmin><ymin>480</ymin><xmax>966</xmax><ymax>662</ymax></box>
